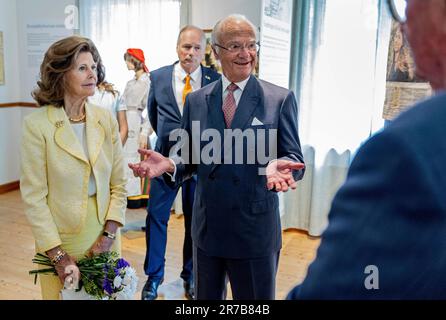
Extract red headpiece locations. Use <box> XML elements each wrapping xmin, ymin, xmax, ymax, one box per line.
<box><xmin>126</xmin><ymin>48</ymin><xmax>149</xmax><ymax>72</ymax></box>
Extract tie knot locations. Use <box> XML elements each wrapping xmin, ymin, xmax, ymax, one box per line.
<box><xmin>184</xmin><ymin>74</ymin><xmax>191</xmax><ymax>82</ymax></box>
<box><xmin>227</xmin><ymin>83</ymin><xmax>238</xmax><ymax>92</ymax></box>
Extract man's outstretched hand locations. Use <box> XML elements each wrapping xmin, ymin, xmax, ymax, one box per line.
<box><xmin>128</xmin><ymin>149</ymin><xmax>175</xmax><ymax>179</ymax></box>
<box><xmin>266</xmin><ymin>159</ymin><xmax>305</xmax><ymax>192</ymax></box>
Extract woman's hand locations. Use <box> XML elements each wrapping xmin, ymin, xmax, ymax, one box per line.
<box><xmin>46</xmin><ymin>247</ymin><xmax>79</xmax><ymax>285</ymax></box>
<box><xmin>88</xmin><ymin>234</ymin><xmax>114</xmax><ymax>256</ymax></box>
<box><xmin>54</xmin><ymin>254</ymin><xmax>79</xmax><ymax>285</ymax></box>
<box><xmin>88</xmin><ymin>220</ymin><xmax>120</xmax><ymax>256</ymax></box>
<box><xmin>63</xmin><ymin>265</ymin><xmax>80</xmax><ymax>289</ymax></box>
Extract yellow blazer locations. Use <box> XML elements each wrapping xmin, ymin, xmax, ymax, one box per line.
<box><xmin>20</xmin><ymin>103</ymin><xmax>127</xmax><ymax>252</ymax></box>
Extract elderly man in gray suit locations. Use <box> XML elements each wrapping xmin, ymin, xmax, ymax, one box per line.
<box><xmin>130</xmin><ymin>14</ymin><xmax>305</xmax><ymax>300</ymax></box>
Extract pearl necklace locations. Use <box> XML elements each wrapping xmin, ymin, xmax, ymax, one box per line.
<box><xmin>69</xmin><ymin>113</ymin><xmax>86</xmax><ymax>122</ymax></box>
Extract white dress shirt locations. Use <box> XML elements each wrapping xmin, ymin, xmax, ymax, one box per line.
<box><xmin>71</xmin><ymin>122</ymin><xmax>97</xmax><ymax>196</ymax></box>
<box><xmin>173</xmin><ymin>62</ymin><xmax>202</xmax><ymax>114</ymax></box>
<box><xmin>221</xmin><ymin>74</ymin><xmax>250</xmax><ymax>107</ymax></box>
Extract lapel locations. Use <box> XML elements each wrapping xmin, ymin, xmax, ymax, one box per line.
<box><xmin>49</xmin><ymin>105</ymin><xmax>89</xmax><ymax>164</ymax></box>
<box><xmin>201</xmin><ymin>65</ymin><xmax>214</xmax><ymax>87</ymax></box>
<box><xmin>230</xmin><ymin>75</ymin><xmax>261</xmax><ymax>131</ymax></box>
<box><xmin>164</xmin><ymin>62</ymin><xmax>182</xmax><ymax>118</ymax></box>
<box><xmin>222</xmin><ymin>76</ymin><xmax>261</xmax><ymax>160</ymax></box>
<box><xmin>85</xmin><ymin>103</ymin><xmax>105</xmax><ymax>166</ymax></box>
<box><xmin>207</xmin><ymin>76</ymin><xmax>263</xmax><ymax>174</ymax></box>
<box><xmin>205</xmin><ymin>80</ymin><xmax>225</xmax><ymax>139</ymax></box>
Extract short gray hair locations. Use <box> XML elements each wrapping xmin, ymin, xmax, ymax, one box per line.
<box><xmin>211</xmin><ymin>14</ymin><xmax>257</xmax><ymax>50</ymax></box>
<box><xmin>177</xmin><ymin>25</ymin><xmax>206</xmax><ymax>48</ymax></box>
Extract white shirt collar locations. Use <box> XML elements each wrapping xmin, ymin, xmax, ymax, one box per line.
<box><xmin>222</xmin><ymin>74</ymin><xmax>250</xmax><ymax>92</ymax></box>
<box><xmin>176</xmin><ymin>63</ymin><xmax>202</xmax><ymax>83</ymax></box>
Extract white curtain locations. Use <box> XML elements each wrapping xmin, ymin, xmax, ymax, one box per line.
<box><xmin>282</xmin><ymin>0</ymin><xmax>392</xmax><ymax>236</ymax></box>
<box><xmin>79</xmin><ymin>0</ymin><xmax>181</xmax><ymax>93</ymax></box>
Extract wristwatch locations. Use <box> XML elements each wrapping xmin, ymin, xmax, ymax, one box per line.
<box><xmin>102</xmin><ymin>230</ymin><xmax>116</xmax><ymax>240</ymax></box>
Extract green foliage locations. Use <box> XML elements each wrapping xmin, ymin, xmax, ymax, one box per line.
<box><xmin>29</xmin><ymin>251</ymin><xmax>122</xmax><ymax>299</ymax></box>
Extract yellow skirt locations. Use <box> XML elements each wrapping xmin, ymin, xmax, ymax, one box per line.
<box><xmin>39</xmin><ymin>195</ymin><xmax>121</xmax><ymax>300</ymax></box>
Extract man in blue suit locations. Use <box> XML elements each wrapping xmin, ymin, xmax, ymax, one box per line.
<box><xmin>288</xmin><ymin>0</ymin><xmax>446</xmax><ymax>299</ymax></box>
<box><xmin>130</xmin><ymin>14</ymin><xmax>305</xmax><ymax>299</ymax></box>
<box><xmin>142</xmin><ymin>25</ymin><xmax>220</xmax><ymax>300</ymax></box>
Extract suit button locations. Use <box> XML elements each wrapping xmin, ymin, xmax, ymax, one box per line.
<box><xmin>233</xmin><ymin>177</ymin><xmax>240</xmax><ymax>185</ymax></box>
<box><xmin>209</xmin><ymin>173</ymin><xmax>215</xmax><ymax>180</ymax></box>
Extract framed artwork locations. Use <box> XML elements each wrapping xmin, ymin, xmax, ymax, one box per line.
<box><xmin>202</xmin><ymin>29</ymin><xmax>221</xmax><ymax>73</ymax></box>
<box><xmin>0</xmin><ymin>31</ymin><xmax>4</xmax><ymax>85</ymax></box>
<box><xmin>382</xmin><ymin>21</ymin><xmax>432</xmax><ymax>121</ymax></box>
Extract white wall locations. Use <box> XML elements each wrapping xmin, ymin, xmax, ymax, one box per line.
<box><xmin>0</xmin><ymin>0</ymin><xmax>20</xmax><ymax>102</ymax></box>
<box><xmin>190</xmin><ymin>0</ymin><xmax>262</xmax><ymax>30</ymax></box>
<box><xmin>16</xmin><ymin>0</ymin><xmax>76</xmax><ymax>101</ymax></box>
<box><xmin>0</xmin><ymin>0</ymin><xmax>22</xmax><ymax>185</ymax></box>
<box><xmin>0</xmin><ymin>0</ymin><xmax>75</xmax><ymax>185</ymax></box>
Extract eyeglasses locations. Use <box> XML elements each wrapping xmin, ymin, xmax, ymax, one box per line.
<box><xmin>388</xmin><ymin>0</ymin><xmax>407</xmax><ymax>23</ymax></box>
<box><xmin>213</xmin><ymin>42</ymin><xmax>260</xmax><ymax>53</ymax></box>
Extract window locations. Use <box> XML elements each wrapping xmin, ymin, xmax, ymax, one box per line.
<box><xmin>80</xmin><ymin>0</ymin><xmax>181</xmax><ymax>92</ymax></box>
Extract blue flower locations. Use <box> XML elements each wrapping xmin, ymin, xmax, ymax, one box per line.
<box><xmin>116</xmin><ymin>258</ymin><xmax>130</xmax><ymax>269</ymax></box>
<box><xmin>102</xmin><ymin>278</ymin><xmax>114</xmax><ymax>295</ymax></box>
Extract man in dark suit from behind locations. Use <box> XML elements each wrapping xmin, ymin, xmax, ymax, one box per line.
<box><xmin>130</xmin><ymin>14</ymin><xmax>305</xmax><ymax>300</ymax></box>
<box><xmin>288</xmin><ymin>0</ymin><xmax>446</xmax><ymax>299</ymax></box>
<box><xmin>142</xmin><ymin>25</ymin><xmax>220</xmax><ymax>300</ymax></box>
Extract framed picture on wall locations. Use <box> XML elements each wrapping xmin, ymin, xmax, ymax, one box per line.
<box><xmin>382</xmin><ymin>21</ymin><xmax>432</xmax><ymax>121</ymax></box>
<box><xmin>202</xmin><ymin>29</ymin><xmax>221</xmax><ymax>73</ymax></box>
<box><xmin>0</xmin><ymin>31</ymin><xmax>5</xmax><ymax>85</ymax></box>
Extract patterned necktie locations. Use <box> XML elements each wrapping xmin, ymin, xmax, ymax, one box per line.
<box><xmin>182</xmin><ymin>74</ymin><xmax>192</xmax><ymax>105</ymax></box>
<box><xmin>222</xmin><ymin>83</ymin><xmax>238</xmax><ymax>128</ymax></box>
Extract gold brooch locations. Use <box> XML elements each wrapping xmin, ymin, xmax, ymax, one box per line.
<box><xmin>55</xmin><ymin>120</ymin><xmax>64</xmax><ymax>128</ymax></box>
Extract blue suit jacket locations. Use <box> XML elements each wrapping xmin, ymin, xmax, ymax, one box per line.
<box><xmin>147</xmin><ymin>62</ymin><xmax>220</xmax><ymax>157</ymax></box>
<box><xmin>173</xmin><ymin>75</ymin><xmax>305</xmax><ymax>259</ymax></box>
<box><xmin>288</xmin><ymin>92</ymin><xmax>446</xmax><ymax>299</ymax></box>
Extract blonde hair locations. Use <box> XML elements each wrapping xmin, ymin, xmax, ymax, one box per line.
<box><xmin>98</xmin><ymin>81</ymin><xmax>119</xmax><ymax>97</ymax></box>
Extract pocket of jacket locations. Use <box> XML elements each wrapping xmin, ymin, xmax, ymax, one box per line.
<box><xmin>250</xmin><ymin>194</ymin><xmax>278</xmax><ymax>215</ymax></box>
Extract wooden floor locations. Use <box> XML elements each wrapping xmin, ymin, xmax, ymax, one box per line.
<box><xmin>0</xmin><ymin>190</ymin><xmax>320</xmax><ymax>300</ymax></box>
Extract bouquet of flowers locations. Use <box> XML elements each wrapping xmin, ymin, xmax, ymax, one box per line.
<box><xmin>29</xmin><ymin>251</ymin><xmax>138</xmax><ymax>300</ymax></box>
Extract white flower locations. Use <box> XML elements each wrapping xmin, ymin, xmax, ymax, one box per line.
<box><xmin>121</xmin><ymin>267</ymin><xmax>136</xmax><ymax>286</ymax></box>
<box><xmin>115</xmin><ymin>290</ymin><xmax>129</xmax><ymax>300</ymax></box>
<box><xmin>61</xmin><ymin>287</ymin><xmax>96</xmax><ymax>300</ymax></box>
<box><xmin>125</xmin><ymin>267</ymin><xmax>136</xmax><ymax>278</ymax></box>
<box><xmin>121</xmin><ymin>270</ymin><xmax>138</xmax><ymax>299</ymax></box>
<box><xmin>113</xmin><ymin>276</ymin><xmax>123</xmax><ymax>288</ymax></box>
<box><xmin>122</xmin><ymin>275</ymin><xmax>131</xmax><ymax>286</ymax></box>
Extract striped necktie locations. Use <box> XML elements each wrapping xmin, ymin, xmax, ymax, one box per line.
<box><xmin>222</xmin><ymin>83</ymin><xmax>238</xmax><ymax>128</ymax></box>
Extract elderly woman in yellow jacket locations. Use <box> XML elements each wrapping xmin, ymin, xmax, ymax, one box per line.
<box><xmin>20</xmin><ymin>36</ymin><xmax>127</xmax><ymax>299</ymax></box>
